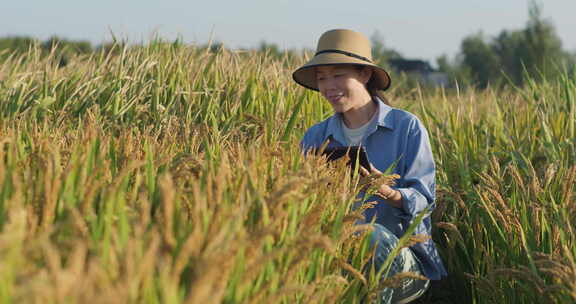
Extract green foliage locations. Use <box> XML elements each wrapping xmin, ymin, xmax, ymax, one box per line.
<box><xmin>41</xmin><ymin>36</ymin><xmax>93</xmax><ymax>54</ymax></box>
<box><xmin>460</xmin><ymin>33</ymin><xmax>501</xmax><ymax>88</ymax></box>
<box><xmin>0</xmin><ymin>36</ymin><xmax>36</xmax><ymax>55</ymax></box>
<box><xmin>0</xmin><ymin>35</ymin><xmax>93</xmax><ymax>66</ymax></box>
<box><xmin>524</xmin><ymin>3</ymin><xmax>565</xmax><ymax>73</ymax></box>
<box><xmin>370</xmin><ymin>31</ymin><xmax>402</xmax><ymax>66</ymax></box>
<box><xmin>457</xmin><ymin>2</ymin><xmax>572</xmax><ymax>88</ymax></box>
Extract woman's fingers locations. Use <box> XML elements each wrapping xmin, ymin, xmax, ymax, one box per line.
<box><xmin>359</xmin><ymin>166</ymin><xmax>370</xmax><ymax>177</ymax></box>
<box><xmin>377</xmin><ymin>184</ymin><xmax>392</xmax><ymax>197</ymax></box>
<box><xmin>369</xmin><ymin>164</ymin><xmax>383</xmax><ymax>175</ymax></box>
<box><xmin>358</xmin><ymin>167</ymin><xmax>374</xmax><ymax>190</ymax></box>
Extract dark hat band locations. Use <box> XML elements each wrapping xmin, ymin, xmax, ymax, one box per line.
<box><xmin>314</xmin><ymin>49</ymin><xmax>372</xmax><ymax>63</ymax></box>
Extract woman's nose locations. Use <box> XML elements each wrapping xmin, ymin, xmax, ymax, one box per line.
<box><xmin>323</xmin><ymin>77</ymin><xmax>337</xmax><ymax>90</ymax></box>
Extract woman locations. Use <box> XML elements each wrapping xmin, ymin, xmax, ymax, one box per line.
<box><xmin>293</xmin><ymin>29</ymin><xmax>447</xmax><ymax>303</ymax></box>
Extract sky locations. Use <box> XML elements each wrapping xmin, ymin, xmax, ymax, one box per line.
<box><xmin>2</xmin><ymin>1</ymin><xmax>576</xmax><ymax>64</ymax></box>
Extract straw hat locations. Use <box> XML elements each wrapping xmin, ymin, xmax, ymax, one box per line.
<box><xmin>292</xmin><ymin>29</ymin><xmax>391</xmax><ymax>91</ymax></box>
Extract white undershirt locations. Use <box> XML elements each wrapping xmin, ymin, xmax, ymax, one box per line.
<box><xmin>342</xmin><ymin>116</ymin><xmax>374</xmax><ymax>145</ymax></box>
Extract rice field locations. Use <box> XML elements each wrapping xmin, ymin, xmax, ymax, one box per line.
<box><xmin>0</xmin><ymin>42</ymin><xmax>574</xmax><ymax>303</ymax></box>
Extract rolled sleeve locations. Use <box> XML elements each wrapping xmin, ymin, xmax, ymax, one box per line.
<box><xmin>396</xmin><ymin>119</ymin><xmax>436</xmax><ymax>217</ymax></box>
<box><xmin>398</xmin><ymin>187</ymin><xmax>432</xmax><ymax>216</ymax></box>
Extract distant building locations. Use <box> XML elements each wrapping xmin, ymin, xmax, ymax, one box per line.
<box><xmin>388</xmin><ymin>59</ymin><xmax>449</xmax><ymax>88</ymax></box>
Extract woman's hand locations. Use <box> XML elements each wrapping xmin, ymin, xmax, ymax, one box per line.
<box><xmin>359</xmin><ymin>165</ymin><xmax>403</xmax><ymax>209</ymax></box>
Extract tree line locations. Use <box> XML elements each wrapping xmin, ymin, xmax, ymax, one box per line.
<box><xmin>443</xmin><ymin>3</ymin><xmax>575</xmax><ymax>88</ymax></box>
<box><xmin>369</xmin><ymin>3</ymin><xmax>575</xmax><ymax>89</ymax></box>
<box><xmin>0</xmin><ymin>35</ymin><xmax>118</xmax><ymax>67</ymax></box>
<box><xmin>1</xmin><ymin>3</ymin><xmax>573</xmax><ymax>89</ymax></box>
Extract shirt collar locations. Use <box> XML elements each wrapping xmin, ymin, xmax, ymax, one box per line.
<box><xmin>374</xmin><ymin>97</ymin><xmax>395</xmax><ymax>130</ymax></box>
<box><xmin>325</xmin><ymin>97</ymin><xmax>395</xmax><ymax>144</ymax></box>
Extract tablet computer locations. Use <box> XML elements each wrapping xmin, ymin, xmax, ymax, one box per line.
<box><xmin>320</xmin><ymin>146</ymin><xmax>371</xmax><ymax>172</ymax></box>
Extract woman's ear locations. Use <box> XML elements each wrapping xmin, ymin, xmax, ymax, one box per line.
<box><xmin>359</xmin><ymin>67</ymin><xmax>373</xmax><ymax>85</ymax></box>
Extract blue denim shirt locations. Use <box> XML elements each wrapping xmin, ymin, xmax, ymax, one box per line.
<box><xmin>300</xmin><ymin>98</ymin><xmax>447</xmax><ymax>280</ymax></box>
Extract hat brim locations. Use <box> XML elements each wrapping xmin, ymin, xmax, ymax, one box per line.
<box><xmin>292</xmin><ymin>52</ymin><xmax>391</xmax><ymax>91</ymax></box>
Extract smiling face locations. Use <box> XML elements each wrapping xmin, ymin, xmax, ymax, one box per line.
<box><xmin>315</xmin><ymin>65</ymin><xmax>372</xmax><ymax>113</ymax></box>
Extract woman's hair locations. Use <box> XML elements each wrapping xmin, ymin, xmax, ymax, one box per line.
<box><xmin>368</xmin><ymin>86</ymin><xmax>391</xmax><ymax>106</ymax></box>
<box><xmin>354</xmin><ymin>65</ymin><xmax>391</xmax><ymax>105</ymax></box>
